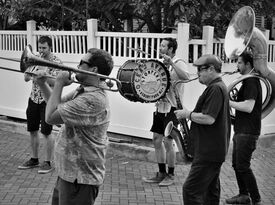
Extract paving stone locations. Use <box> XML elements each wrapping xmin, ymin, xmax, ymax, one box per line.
<box><xmin>0</xmin><ymin>121</ymin><xmax>275</xmax><ymax>205</ymax></box>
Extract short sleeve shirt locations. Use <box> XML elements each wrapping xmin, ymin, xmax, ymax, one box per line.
<box><xmin>55</xmin><ymin>86</ymin><xmax>110</xmax><ymax>185</ymax></box>
<box><xmin>234</xmin><ymin>78</ymin><xmax>262</xmax><ymax>135</ymax></box>
<box><xmin>29</xmin><ymin>54</ymin><xmax>62</xmax><ymax>104</ymax></box>
<box><xmin>190</xmin><ymin>77</ymin><xmax>231</xmax><ymax>162</ymax></box>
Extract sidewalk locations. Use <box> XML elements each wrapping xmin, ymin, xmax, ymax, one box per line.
<box><xmin>0</xmin><ymin>118</ymin><xmax>275</xmax><ymax>205</ymax></box>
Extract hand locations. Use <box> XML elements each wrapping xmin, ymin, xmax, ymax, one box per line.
<box><xmin>174</xmin><ymin>106</ymin><xmax>189</xmax><ymax>120</ymax></box>
<box><xmin>161</xmin><ymin>54</ymin><xmax>173</xmax><ymax>66</ymax></box>
<box><xmin>55</xmin><ymin>71</ymin><xmax>74</xmax><ymax>86</ymax></box>
<box><xmin>32</xmin><ymin>70</ymin><xmax>48</xmax><ymax>85</ymax></box>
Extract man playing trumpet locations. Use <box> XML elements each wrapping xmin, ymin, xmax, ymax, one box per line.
<box><xmin>18</xmin><ymin>36</ymin><xmax>62</xmax><ymax>174</ymax></box>
<box><xmin>33</xmin><ymin>48</ymin><xmax>113</xmax><ymax>205</ymax></box>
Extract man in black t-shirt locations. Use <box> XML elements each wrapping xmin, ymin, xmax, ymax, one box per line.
<box><xmin>226</xmin><ymin>51</ymin><xmax>262</xmax><ymax>205</ymax></box>
<box><xmin>174</xmin><ymin>54</ymin><xmax>231</xmax><ymax>205</ymax></box>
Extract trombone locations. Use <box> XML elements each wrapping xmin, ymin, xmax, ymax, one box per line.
<box><xmin>0</xmin><ymin>45</ymin><xmax>122</xmax><ymax>92</ymax></box>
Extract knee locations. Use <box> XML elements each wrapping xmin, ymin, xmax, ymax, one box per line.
<box><xmin>163</xmin><ymin>137</ymin><xmax>174</xmax><ymax>152</ymax></box>
<box><xmin>152</xmin><ymin>134</ymin><xmax>163</xmax><ymax>149</ymax></box>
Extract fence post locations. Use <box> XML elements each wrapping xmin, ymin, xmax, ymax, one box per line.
<box><xmin>176</xmin><ymin>23</ymin><xmax>189</xmax><ymax>62</ymax></box>
<box><xmin>263</xmin><ymin>29</ymin><xmax>270</xmax><ymax>40</ymax></box>
<box><xmin>26</xmin><ymin>20</ymin><xmax>36</xmax><ymax>49</ymax></box>
<box><xmin>87</xmin><ymin>19</ymin><xmax>98</xmax><ymax>49</ymax></box>
<box><xmin>202</xmin><ymin>26</ymin><xmax>214</xmax><ymax>54</ymax></box>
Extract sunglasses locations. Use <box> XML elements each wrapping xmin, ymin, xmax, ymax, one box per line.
<box><xmin>197</xmin><ymin>65</ymin><xmax>211</xmax><ymax>73</ymax></box>
<box><xmin>78</xmin><ymin>60</ymin><xmax>92</xmax><ymax>68</ymax></box>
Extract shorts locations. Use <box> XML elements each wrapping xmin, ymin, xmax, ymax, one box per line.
<box><xmin>51</xmin><ymin>177</ymin><xmax>99</xmax><ymax>205</ymax></box>
<box><xmin>26</xmin><ymin>98</ymin><xmax>53</xmax><ymax>135</ymax></box>
<box><xmin>150</xmin><ymin>107</ymin><xmax>178</xmax><ymax>135</ymax></box>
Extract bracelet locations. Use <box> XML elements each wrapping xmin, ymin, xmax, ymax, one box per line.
<box><xmin>189</xmin><ymin>111</ymin><xmax>193</xmax><ymax>121</ymax></box>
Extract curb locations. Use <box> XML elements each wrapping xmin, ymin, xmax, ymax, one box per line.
<box><xmin>0</xmin><ymin>118</ymin><xmax>186</xmax><ymax>163</ymax></box>
<box><xmin>1</xmin><ymin>118</ymin><xmax>274</xmax><ymax>164</ymax></box>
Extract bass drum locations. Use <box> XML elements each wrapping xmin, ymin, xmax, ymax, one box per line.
<box><xmin>117</xmin><ymin>59</ymin><xmax>170</xmax><ymax>103</ymax></box>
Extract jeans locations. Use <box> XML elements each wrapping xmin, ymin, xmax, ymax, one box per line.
<box><xmin>51</xmin><ymin>177</ymin><xmax>99</xmax><ymax>205</ymax></box>
<box><xmin>182</xmin><ymin>161</ymin><xmax>222</xmax><ymax>205</ymax></box>
<box><xmin>232</xmin><ymin>133</ymin><xmax>261</xmax><ymax>202</ymax></box>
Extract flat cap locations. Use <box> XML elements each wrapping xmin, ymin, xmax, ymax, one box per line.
<box><xmin>193</xmin><ymin>54</ymin><xmax>222</xmax><ymax>70</ymax></box>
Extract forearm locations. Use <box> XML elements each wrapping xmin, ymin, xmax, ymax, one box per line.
<box><xmin>189</xmin><ymin>112</ymin><xmax>215</xmax><ymax>125</ymax></box>
<box><xmin>46</xmin><ymin>82</ymin><xmax>63</xmax><ymax>123</ymax></box>
<box><xmin>37</xmin><ymin>82</ymin><xmax>52</xmax><ymax>103</ymax></box>
<box><xmin>230</xmin><ymin>100</ymin><xmax>254</xmax><ymax>113</ymax></box>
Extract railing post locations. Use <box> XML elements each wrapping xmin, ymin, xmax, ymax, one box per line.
<box><xmin>202</xmin><ymin>26</ymin><xmax>214</xmax><ymax>55</ymax></box>
<box><xmin>87</xmin><ymin>19</ymin><xmax>98</xmax><ymax>49</ymax></box>
<box><xmin>176</xmin><ymin>23</ymin><xmax>189</xmax><ymax>62</ymax></box>
<box><xmin>26</xmin><ymin>20</ymin><xmax>36</xmax><ymax>49</ymax></box>
<box><xmin>263</xmin><ymin>29</ymin><xmax>270</xmax><ymax>40</ymax></box>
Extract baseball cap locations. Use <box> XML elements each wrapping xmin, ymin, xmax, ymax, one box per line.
<box><xmin>193</xmin><ymin>54</ymin><xmax>222</xmax><ymax>71</ymax></box>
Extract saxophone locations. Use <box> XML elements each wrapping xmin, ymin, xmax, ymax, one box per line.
<box><xmin>164</xmin><ymin>80</ymin><xmax>194</xmax><ymax>162</ymax></box>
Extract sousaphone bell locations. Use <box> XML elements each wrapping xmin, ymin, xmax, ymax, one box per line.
<box><xmin>224</xmin><ymin>6</ymin><xmax>275</xmax><ymax>119</ymax></box>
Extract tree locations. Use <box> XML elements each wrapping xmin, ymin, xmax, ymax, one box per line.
<box><xmin>1</xmin><ymin>0</ymin><xmax>275</xmax><ymax>39</ymax></box>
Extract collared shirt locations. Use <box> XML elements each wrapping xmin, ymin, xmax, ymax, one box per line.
<box><xmin>28</xmin><ymin>54</ymin><xmax>62</xmax><ymax>104</ymax></box>
<box><xmin>156</xmin><ymin>57</ymin><xmax>188</xmax><ymax>113</ymax></box>
<box><xmin>55</xmin><ymin>84</ymin><xmax>110</xmax><ymax>185</ymax></box>
<box><xmin>190</xmin><ymin>77</ymin><xmax>231</xmax><ymax>162</ymax></box>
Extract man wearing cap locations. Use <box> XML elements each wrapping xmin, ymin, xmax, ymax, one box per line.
<box><xmin>174</xmin><ymin>54</ymin><xmax>231</xmax><ymax>205</ymax></box>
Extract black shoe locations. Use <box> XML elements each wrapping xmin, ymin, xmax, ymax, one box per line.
<box><xmin>252</xmin><ymin>200</ymin><xmax>261</xmax><ymax>205</ymax></box>
<box><xmin>226</xmin><ymin>194</ymin><xmax>251</xmax><ymax>204</ymax></box>
<box><xmin>18</xmin><ymin>158</ymin><xmax>39</xmax><ymax>169</ymax></box>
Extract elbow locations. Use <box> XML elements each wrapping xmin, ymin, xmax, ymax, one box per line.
<box><xmin>246</xmin><ymin>107</ymin><xmax>253</xmax><ymax>113</ymax></box>
<box><xmin>45</xmin><ymin>113</ymin><xmax>54</xmax><ymax>125</ymax></box>
<box><xmin>206</xmin><ymin>119</ymin><xmax>215</xmax><ymax>125</ymax></box>
<box><xmin>205</xmin><ymin>116</ymin><xmax>215</xmax><ymax>125</ymax></box>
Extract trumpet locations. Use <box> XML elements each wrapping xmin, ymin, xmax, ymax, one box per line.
<box><xmin>0</xmin><ymin>45</ymin><xmax>122</xmax><ymax>92</ymax></box>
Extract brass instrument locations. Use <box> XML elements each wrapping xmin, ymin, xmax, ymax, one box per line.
<box><xmin>225</xmin><ymin>6</ymin><xmax>275</xmax><ymax>119</ymax></box>
<box><xmin>0</xmin><ymin>45</ymin><xmax>122</xmax><ymax>92</ymax></box>
<box><xmin>164</xmin><ymin>80</ymin><xmax>194</xmax><ymax>162</ymax></box>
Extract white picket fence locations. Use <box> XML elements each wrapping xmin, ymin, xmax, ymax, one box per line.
<box><xmin>0</xmin><ymin>19</ymin><xmax>275</xmax><ymax>138</ymax></box>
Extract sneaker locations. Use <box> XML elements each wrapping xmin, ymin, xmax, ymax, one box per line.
<box><xmin>18</xmin><ymin>158</ymin><xmax>39</xmax><ymax>169</ymax></box>
<box><xmin>142</xmin><ymin>172</ymin><xmax>167</xmax><ymax>183</ymax></box>
<box><xmin>226</xmin><ymin>194</ymin><xmax>252</xmax><ymax>204</ymax></box>
<box><xmin>38</xmin><ymin>161</ymin><xmax>54</xmax><ymax>174</ymax></box>
<box><xmin>159</xmin><ymin>174</ymin><xmax>175</xmax><ymax>186</ymax></box>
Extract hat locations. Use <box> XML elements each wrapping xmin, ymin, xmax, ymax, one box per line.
<box><xmin>193</xmin><ymin>54</ymin><xmax>222</xmax><ymax>70</ymax></box>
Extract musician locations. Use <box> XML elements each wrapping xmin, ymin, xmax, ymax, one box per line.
<box><xmin>142</xmin><ymin>38</ymin><xmax>190</xmax><ymax>186</ymax></box>
<box><xmin>226</xmin><ymin>51</ymin><xmax>262</xmax><ymax>205</ymax></box>
<box><xmin>34</xmin><ymin>48</ymin><xmax>113</xmax><ymax>205</ymax></box>
<box><xmin>18</xmin><ymin>36</ymin><xmax>62</xmax><ymax>174</ymax></box>
<box><xmin>174</xmin><ymin>54</ymin><xmax>231</xmax><ymax>205</ymax></box>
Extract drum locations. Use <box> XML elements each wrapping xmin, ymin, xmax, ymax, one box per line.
<box><xmin>117</xmin><ymin>59</ymin><xmax>170</xmax><ymax>103</ymax></box>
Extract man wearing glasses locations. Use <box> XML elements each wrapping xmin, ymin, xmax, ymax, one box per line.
<box><xmin>174</xmin><ymin>54</ymin><xmax>231</xmax><ymax>205</ymax></box>
<box><xmin>34</xmin><ymin>48</ymin><xmax>113</xmax><ymax>205</ymax></box>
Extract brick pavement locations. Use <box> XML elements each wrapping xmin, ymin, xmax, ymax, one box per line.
<box><xmin>0</xmin><ymin>123</ymin><xmax>275</xmax><ymax>205</ymax></box>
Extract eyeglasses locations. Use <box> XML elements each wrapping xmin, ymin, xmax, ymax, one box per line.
<box><xmin>77</xmin><ymin>60</ymin><xmax>92</xmax><ymax>68</ymax></box>
<box><xmin>197</xmin><ymin>65</ymin><xmax>210</xmax><ymax>73</ymax></box>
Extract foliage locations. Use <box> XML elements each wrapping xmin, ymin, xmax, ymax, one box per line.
<box><xmin>1</xmin><ymin>0</ymin><xmax>275</xmax><ymax>38</ymax></box>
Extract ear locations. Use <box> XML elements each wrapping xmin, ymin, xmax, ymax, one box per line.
<box><xmin>91</xmin><ymin>66</ymin><xmax>98</xmax><ymax>73</ymax></box>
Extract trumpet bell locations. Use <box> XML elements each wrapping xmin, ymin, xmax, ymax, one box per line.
<box><xmin>224</xmin><ymin>6</ymin><xmax>255</xmax><ymax>59</ymax></box>
<box><xmin>20</xmin><ymin>45</ymin><xmax>33</xmax><ymax>73</ymax></box>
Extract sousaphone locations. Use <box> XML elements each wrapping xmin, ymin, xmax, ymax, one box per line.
<box><xmin>224</xmin><ymin>6</ymin><xmax>275</xmax><ymax>119</ymax></box>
